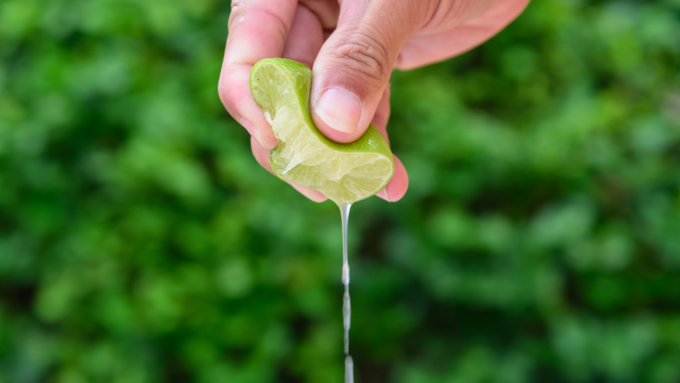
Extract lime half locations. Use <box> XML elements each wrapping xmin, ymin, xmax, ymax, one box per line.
<box><xmin>250</xmin><ymin>58</ymin><xmax>394</xmax><ymax>204</ymax></box>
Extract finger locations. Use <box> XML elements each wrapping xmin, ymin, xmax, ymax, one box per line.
<box><xmin>251</xmin><ymin>137</ymin><xmax>328</xmax><ymax>203</ymax></box>
<box><xmin>370</xmin><ymin>86</ymin><xmax>406</xmax><ymax>202</ymax></box>
<box><xmin>299</xmin><ymin>0</ymin><xmax>340</xmax><ymax>30</ymax></box>
<box><xmin>396</xmin><ymin>0</ymin><xmax>531</xmax><ymax>70</ymax></box>
<box><xmin>310</xmin><ymin>0</ymin><xmax>429</xmax><ymax>143</ymax></box>
<box><xmin>282</xmin><ymin>4</ymin><xmax>325</xmax><ymax>69</ymax></box>
<box><xmin>371</xmin><ymin>85</ymin><xmax>391</xmax><ymax>146</ymax></box>
<box><xmin>251</xmin><ymin>136</ymin><xmax>274</xmax><ymax>173</ymax></box>
<box><xmin>376</xmin><ymin>155</ymin><xmax>409</xmax><ymax>202</ymax></box>
<box><xmin>218</xmin><ymin>0</ymin><xmax>298</xmax><ymax>149</ymax></box>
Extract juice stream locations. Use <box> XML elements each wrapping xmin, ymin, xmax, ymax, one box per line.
<box><xmin>339</xmin><ymin>203</ymin><xmax>354</xmax><ymax>383</ymax></box>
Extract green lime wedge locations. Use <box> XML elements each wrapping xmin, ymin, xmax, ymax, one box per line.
<box><xmin>249</xmin><ymin>58</ymin><xmax>394</xmax><ymax>204</ymax></box>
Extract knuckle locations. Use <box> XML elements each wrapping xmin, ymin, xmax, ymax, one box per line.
<box><xmin>228</xmin><ymin>1</ymin><xmax>289</xmax><ymax>45</ymax></box>
<box><xmin>217</xmin><ymin>78</ymin><xmax>235</xmax><ymax>111</ymax></box>
<box><xmin>228</xmin><ymin>0</ymin><xmax>246</xmax><ymax>28</ymax></box>
<box><xmin>217</xmin><ymin>79</ymin><xmax>228</xmax><ymax>101</ymax></box>
<box><xmin>332</xmin><ymin>31</ymin><xmax>391</xmax><ymax>86</ymax></box>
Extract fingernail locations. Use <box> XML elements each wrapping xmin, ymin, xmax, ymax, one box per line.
<box><xmin>240</xmin><ymin>117</ymin><xmax>261</xmax><ymax>142</ymax></box>
<box><xmin>290</xmin><ymin>183</ymin><xmax>327</xmax><ymax>203</ymax></box>
<box><xmin>315</xmin><ymin>88</ymin><xmax>362</xmax><ymax>134</ymax></box>
<box><xmin>241</xmin><ymin>118</ymin><xmax>276</xmax><ymax>149</ymax></box>
<box><xmin>376</xmin><ymin>188</ymin><xmax>390</xmax><ymax>201</ymax></box>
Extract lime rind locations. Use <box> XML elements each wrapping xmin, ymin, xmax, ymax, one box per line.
<box><xmin>249</xmin><ymin>59</ymin><xmax>394</xmax><ymax>204</ymax></box>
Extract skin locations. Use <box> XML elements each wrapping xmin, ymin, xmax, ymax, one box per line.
<box><xmin>219</xmin><ymin>0</ymin><xmax>531</xmax><ymax>203</ymax></box>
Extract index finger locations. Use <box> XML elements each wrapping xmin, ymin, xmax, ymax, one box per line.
<box><xmin>218</xmin><ymin>0</ymin><xmax>298</xmax><ymax>149</ymax></box>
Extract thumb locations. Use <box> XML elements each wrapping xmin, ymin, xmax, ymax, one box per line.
<box><xmin>310</xmin><ymin>0</ymin><xmax>427</xmax><ymax>143</ymax></box>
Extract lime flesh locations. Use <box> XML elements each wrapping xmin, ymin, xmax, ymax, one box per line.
<box><xmin>250</xmin><ymin>59</ymin><xmax>394</xmax><ymax>204</ymax></box>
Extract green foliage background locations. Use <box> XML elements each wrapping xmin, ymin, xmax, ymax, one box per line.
<box><xmin>2</xmin><ymin>0</ymin><xmax>680</xmax><ymax>381</ymax></box>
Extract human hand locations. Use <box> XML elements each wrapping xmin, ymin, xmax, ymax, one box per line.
<box><xmin>219</xmin><ymin>0</ymin><xmax>530</xmax><ymax>203</ymax></box>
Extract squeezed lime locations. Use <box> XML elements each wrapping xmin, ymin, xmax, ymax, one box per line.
<box><xmin>249</xmin><ymin>58</ymin><xmax>394</xmax><ymax>204</ymax></box>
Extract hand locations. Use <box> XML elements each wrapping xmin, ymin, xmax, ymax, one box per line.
<box><xmin>219</xmin><ymin>0</ymin><xmax>530</xmax><ymax>203</ymax></box>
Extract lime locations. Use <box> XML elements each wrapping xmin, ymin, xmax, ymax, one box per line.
<box><xmin>249</xmin><ymin>58</ymin><xmax>394</xmax><ymax>204</ymax></box>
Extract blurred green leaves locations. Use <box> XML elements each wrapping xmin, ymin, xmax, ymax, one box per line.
<box><xmin>1</xmin><ymin>0</ymin><xmax>680</xmax><ymax>382</ymax></box>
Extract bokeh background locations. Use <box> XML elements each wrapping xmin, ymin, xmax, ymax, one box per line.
<box><xmin>2</xmin><ymin>0</ymin><xmax>680</xmax><ymax>381</ymax></box>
